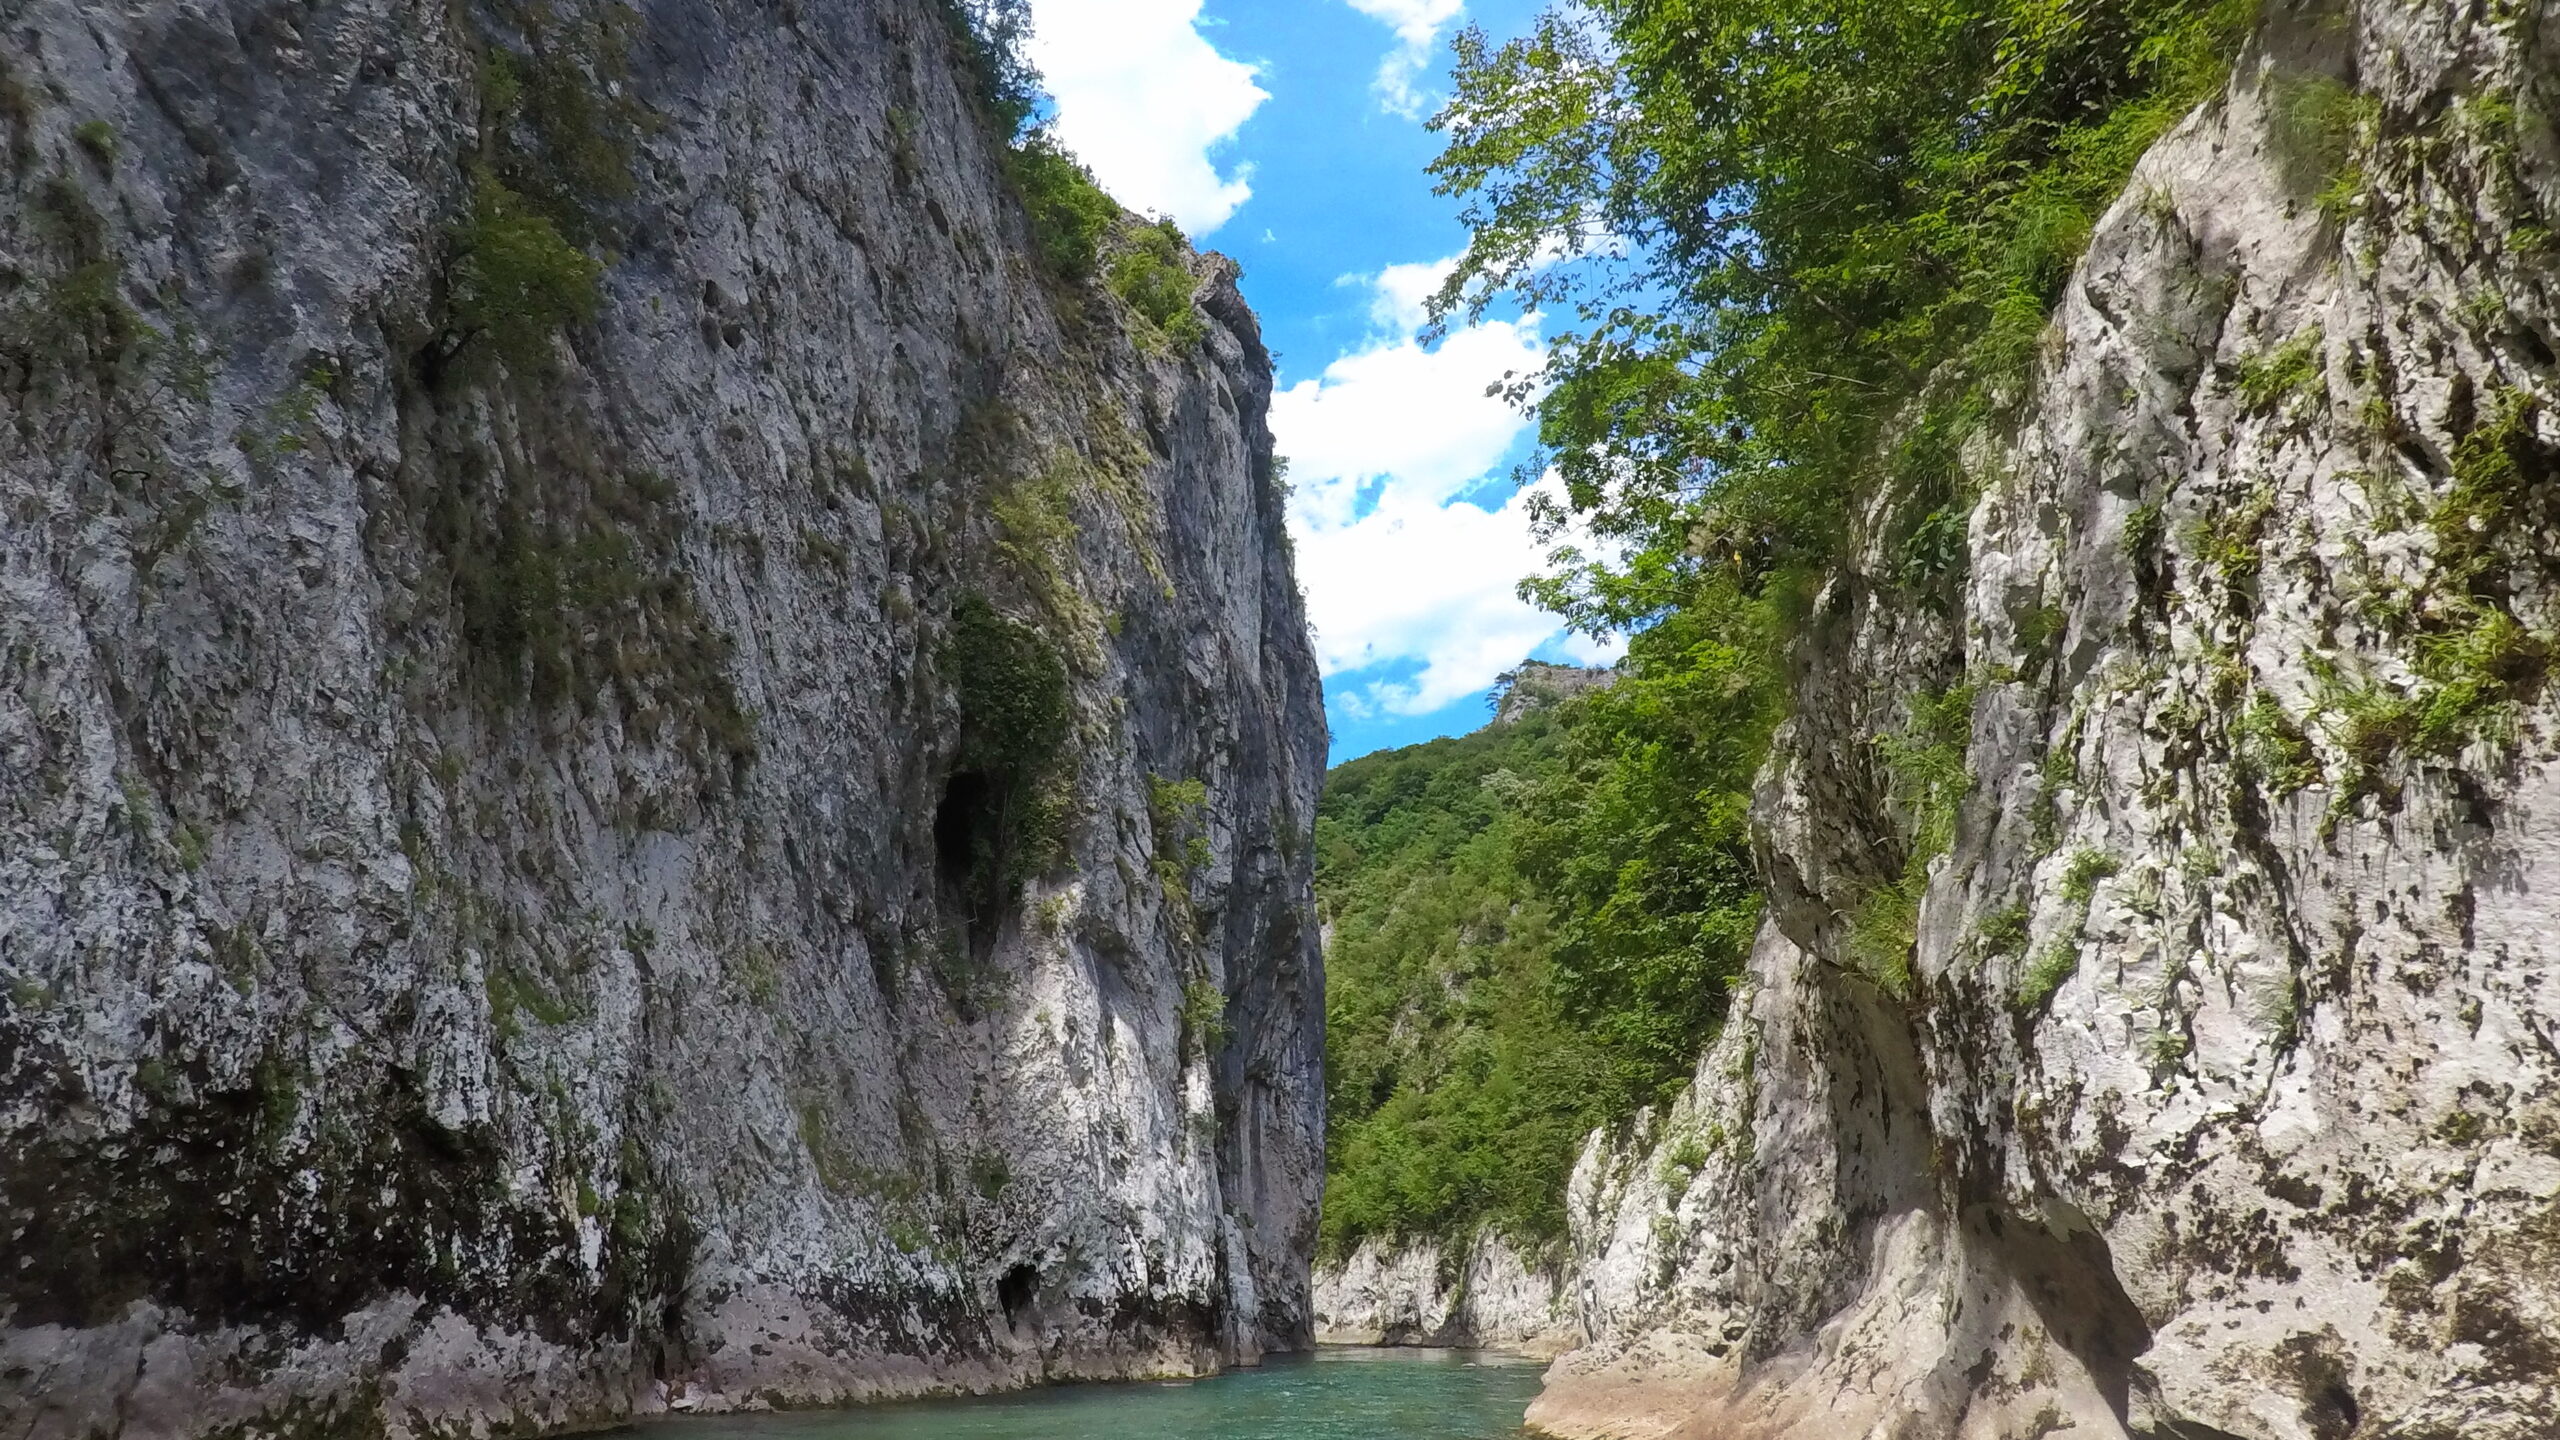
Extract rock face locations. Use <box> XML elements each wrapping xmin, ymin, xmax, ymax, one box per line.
<box><xmin>1311</xmin><ymin>1234</ymin><xmax>1580</xmax><ymax>1357</ymax></box>
<box><xmin>1489</xmin><ymin>660</ymin><xmax>1615</xmax><ymax>726</ymax></box>
<box><xmin>0</xmin><ymin>1</ymin><xmax>1324</xmax><ymax>1435</ymax></box>
<box><xmin>1535</xmin><ymin>4</ymin><xmax>2560</xmax><ymax>1437</ymax></box>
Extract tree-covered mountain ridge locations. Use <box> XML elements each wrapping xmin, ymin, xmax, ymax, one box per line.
<box><xmin>1315</xmin><ymin>654</ymin><xmax>1756</xmax><ymax>1262</ymax></box>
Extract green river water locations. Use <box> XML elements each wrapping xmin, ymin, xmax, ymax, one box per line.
<box><xmin>633</xmin><ymin>1349</ymin><xmax>1544</xmax><ymax>1440</ymax></box>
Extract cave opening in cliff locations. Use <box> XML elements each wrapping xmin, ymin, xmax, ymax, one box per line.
<box><xmin>935</xmin><ymin>771</ymin><xmax>996</xmax><ymax>885</ymax></box>
<box><xmin>997</xmin><ymin>1263</ymin><xmax>1038</xmax><ymax>1328</ymax></box>
<box><xmin>935</xmin><ymin>768</ymin><xmax>1015</xmax><ymax>959</ymax></box>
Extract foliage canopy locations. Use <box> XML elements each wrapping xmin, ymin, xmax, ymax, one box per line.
<box><xmin>1319</xmin><ymin>0</ymin><xmax>2254</xmax><ymax>1258</ymax></box>
<box><xmin>1319</xmin><ymin>605</ymin><xmax>1773</xmax><ymax>1256</ymax></box>
<box><xmin>1008</xmin><ymin>135</ymin><xmax>1119</xmax><ymax>283</ymax></box>
<box><xmin>1432</xmin><ymin>0</ymin><xmax>2250</xmax><ymax>631</ymax></box>
<box><xmin>450</xmin><ymin>172</ymin><xmax>603</xmax><ymax>369</ymax></box>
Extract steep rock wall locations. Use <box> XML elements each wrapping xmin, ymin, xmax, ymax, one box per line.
<box><xmin>0</xmin><ymin>1</ymin><xmax>1324</xmax><ymax>1435</ymax></box>
<box><xmin>1311</xmin><ymin>1234</ymin><xmax>1580</xmax><ymax>1357</ymax></box>
<box><xmin>1534</xmin><ymin>3</ymin><xmax>2560</xmax><ymax>1437</ymax></box>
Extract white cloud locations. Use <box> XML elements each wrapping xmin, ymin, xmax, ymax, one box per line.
<box><xmin>1273</xmin><ymin>263</ymin><xmax>1620</xmax><ymax>719</ymax></box>
<box><xmin>1342</xmin><ymin>0</ymin><xmax>1464</xmax><ymax>117</ymax></box>
<box><xmin>1273</xmin><ymin>255</ymin><xmax>1539</xmax><ymax>530</ymax></box>
<box><xmin>1293</xmin><ymin>476</ymin><xmax>1620</xmax><ymax>717</ymax></box>
<box><xmin>1365</xmin><ymin>257</ymin><xmax>1449</xmax><ymax>331</ymax></box>
<box><xmin>1551</xmin><ymin>627</ymin><xmax>1623</xmax><ymax>668</ymax></box>
<box><xmin>1025</xmin><ymin>0</ymin><xmax>1266</xmax><ymax>233</ymax></box>
<box><xmin>1272</xmin><ymin>319</ymin><xmax>1541</xmax><ymax>529</ymax></box>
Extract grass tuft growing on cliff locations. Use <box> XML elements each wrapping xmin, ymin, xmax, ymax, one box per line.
<box><xmin>2235</xmin><ymin>327</ymin><xmax>2328</xmax><ymax>416</ymax></box>
<box><xmin>72</xmin><ymin>119</ymin><xmax>115</xmax><ymax>172</ymax></box>
<box><xmin>2013</xmin><ymin>941</ymin><xmax>2079</xmax><ymax>1013</ymax></box>
<box><xmin>1148</xmin><ymin>773</ymin><xmax>1212</xmax><ymax>935</ymax></box>
<box><xmin>1848</xmin><ymin>681</ymin><xmax>1978</xmax><ymax>996</ymax></box>
<box><xmin>2238</xmin><ymin>692</ymin><xmax>2320</xmax><ymax>795</ymax></box>
<box><xmin>2264</xmin><ymin>68</ymin><xmax>2375</xmax><ymax>205</ymax></box>
<box><xmin>2315</xmin><ymin>391</ymin><xmax>2559</xmax><ymax>805</ymax></box>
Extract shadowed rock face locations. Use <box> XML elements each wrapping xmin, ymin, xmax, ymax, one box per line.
<box><xmin>0</xmin><ymin>0</ymin><xmax>1324</xmax><ymax>1434</ymax></box>
<box><xmin>1532</xmin><ymin>4</ymin><xmax>2560</xmax><ymax>1438</ymax></box>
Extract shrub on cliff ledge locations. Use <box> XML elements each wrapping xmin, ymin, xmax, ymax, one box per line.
<box><xmin>942</xmin><ymin>593</ymin><xmax>1074</xmax><ymax>903</ymax></box>
<box><xmin>1109</xmin><ymin>218</ymin><xmax>1206</xmax><ymax>346</ymax></box>
<box><xmin>1009</xmin><ymin>135</ymin><xmax>1116</xmax><ymax>283</ymax></box>
<box><xmin>449</xmin><ymin>172</ymin><xmax>602</xmax><ymax>368</ymax></box>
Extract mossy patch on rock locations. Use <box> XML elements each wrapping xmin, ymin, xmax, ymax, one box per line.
<box><xmin>936</xmin><ymin>593</ymin><xmax>1075</xmax><ymax>947</ymax></box>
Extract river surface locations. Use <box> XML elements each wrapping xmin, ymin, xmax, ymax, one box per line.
<box><xmin>635</xmin><ymin>1348</ymin><xmax>1543</xmax><ymax>1440</ymax></box>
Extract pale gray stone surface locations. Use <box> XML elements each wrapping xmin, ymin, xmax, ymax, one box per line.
<box><xmin>1534</xmin><ymin>5</ymin><xmax>2560</xmax><ymax>1437</ymax></box>
<box><xmin>1311</xmin><ymin>1233</ymin><xmax>1580</xmax><ymax>1357</ymax></box>
<box><xmin>0</xmin><ymin>1</ymin><xmax>1323</xmax><ymax>1435</ymax></box>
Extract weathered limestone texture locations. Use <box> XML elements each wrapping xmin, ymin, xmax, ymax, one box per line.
<box><xmin>0</xmin><ymin>0</ymin><xmax>1324</xmax><ymax>1435</ymax></box>
<box><xmin>1311</xmin><ymin>1233</ymin><xmax>1580</xmax><ymax>1357</ymax></box>
<box><xmin>1535</xmin><ymin>3</ymin><xmax>2560</xmax><ymax>1436</ymax></box>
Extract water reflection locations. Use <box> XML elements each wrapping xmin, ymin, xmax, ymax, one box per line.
<box><xmin>635</xmin><ymin>1347</ymin><xmax>1543</xmax><ymax>1440</ymax></box>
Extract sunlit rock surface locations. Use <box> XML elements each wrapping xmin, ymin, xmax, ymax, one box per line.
<box><xmin>1536</xmin><ymin>5</ymin><xmax>2560</xmax><ymax>1436</ymax></box>
<box><xmin>1311</xmin><ymin>1234</ymin><xmax>1579</xmax><ymax>1357</ymax></box>
<box><xmin>0</xmin><ymin>0</ymin><xmax>1324</xmax><ymax>1434</ymax></box>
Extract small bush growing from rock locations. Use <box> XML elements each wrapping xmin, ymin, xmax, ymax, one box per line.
<box><xmin>1179</xmin><ymin>973</ymin><xmax>1229</xmax><ymax>1055</ymax></box>
<box><xmin>1109</xmin><ymin>218</ymin><xmax>1204</xmax><ymax>345</ymax></box>
<box><xmin>1008</xmin><ymin>135</ymin><xmax>1115</xmax><ymax>283</ymax></box>
<box><xmin>2235</xmin><ymin>327</ymin><xmax>2326</xmax><ymax>415</ymax></box>
<box><xmin>2058</xmin><ymin>848</ymin><xmax>2119</xmax><ymax>904</ymax></box>
<box><xmin>449</xmin><ymin>171</ymin><xmax>602</xmax><ymax>368</ymax></box>
<box><xmin>72</xmin><ymin>119</ymin><xmax>114</xmax><ymax>171</ymax></box>
<box><xmin>942</xmin><ymin>594</ymin><xmax>1076</xmax><ymax>905</ymax></box>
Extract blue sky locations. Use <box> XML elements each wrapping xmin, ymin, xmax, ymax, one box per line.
<box><xmin>1022</xmin><ymin>0</ymin><xmax>1620</xmax><ymax>764</ymax></box>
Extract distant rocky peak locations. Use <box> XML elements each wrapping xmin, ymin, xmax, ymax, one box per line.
<box><xmin>1489</xmin><ymin>660</ymin><xmax>1618</xmax><ymax>726</ymax></box>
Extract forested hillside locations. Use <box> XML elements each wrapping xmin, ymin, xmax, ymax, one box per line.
<box><xmin>1317</xmin><ymin>649</ymin><xmax>1770</xmax><ymax>1257</ymax></box>
<box><xmin>1318</xmin><ymin>705</ymin><xmax>1578</xmax><ymax>1254</ymax></box>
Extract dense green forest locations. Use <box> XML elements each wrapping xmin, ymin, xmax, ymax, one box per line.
<box><xmin>1319</xmin><ymin>651</ymin><xmax>1771</xmax><ymax>1257</ymax></box>
<box><xmin>1317</xmin><ymin>0</ymin><xmax>2261</xmax><ymax>1257</ymax></box>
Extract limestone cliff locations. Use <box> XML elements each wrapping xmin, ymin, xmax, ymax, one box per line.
<box><xmin>1311</xmin><ymin>1233</ymin><xmax>1579</xmax><ymax>1357</ymax></box>
<box><xmin>0</xmin><ymin>0</ymin><xmax>1324</xmax><ymax>1435</ymax></box>
<box><xmin>1533</xmin><ymin>3</ymin><xmax>2560</xmax><ymax>1436</ymax></box>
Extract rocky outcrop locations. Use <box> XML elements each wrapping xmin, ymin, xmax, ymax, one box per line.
<box><xmin>0</xmin><ymin>0</ymin><xmax>1323</xmax><ymax>1435</ymax></box>
<box><xmin>1311</xmin><ymin>1234</ymin><xmax>1579</xmax><ymax>1357</ymax></box>
<box><xmin>1535</xmin><ymin>3</ymin><xmax>2560</xmax><ymax>1437</ymax></box>
<box><xmin>1490</xmin><ymin>660</ymin><xmax>1615</xmax><ymax>726</ymax></box>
